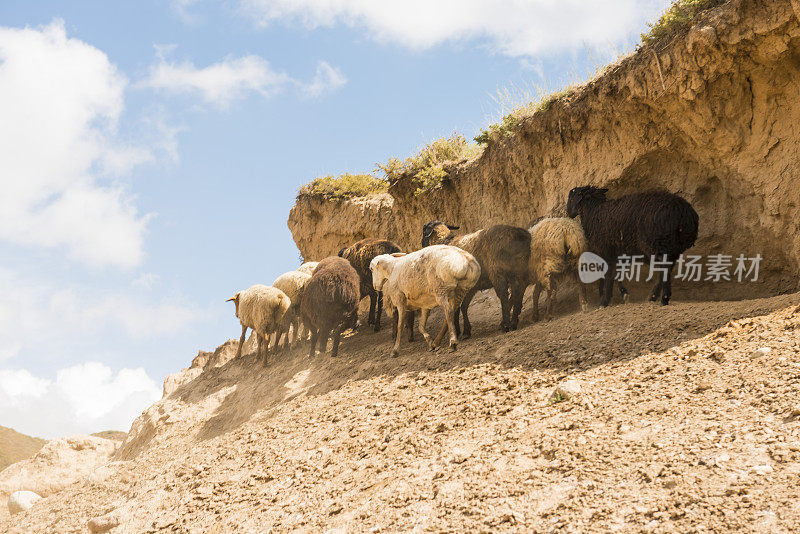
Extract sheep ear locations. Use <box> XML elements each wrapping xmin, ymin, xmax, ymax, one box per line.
<box><xmin>226</xmin><ymin>292</ymin><xmax>240</xmax><ymax>303</ymax></box>
<box><xmin>447</xmin><ymin>224</ymin><xmax>459</xmax><ymax>230</ymax></box>
<box><xmin>391</xmin><ymin>252</ymin><xmax>406</xmax><ymax>258</ymax></box>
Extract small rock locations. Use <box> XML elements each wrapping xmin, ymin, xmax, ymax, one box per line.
<box><xmin>750</xmin><ymin>464</ymin><xmax>773</xmax><ymax>475</ymax></box>
<box><xmin>708</xmin><ymin>348</ymin><xmax>726</xmax><ymax>363</ymax></box>
<box><xmin>8</xmin><ymin>490</ymin><xmax>41</xmax><ymax>514</ymax></box>
<box><xmin>325</xmin><ymin>502</ymin><xmax>343</xmax><ymax>516</ymax></box>
<box><xmin>450</xmin><ymin>448</ymin><xmax>471</xmax><ymax>464</ymax></box>
<box><xmin>750</xmin><ymin>347</ymin><xmax>771</xmax><ymax>359</ymax></box>
<box><xmin>549</xmin><ymin>379</ymin><xmax>581</xmax><ymax>402</ymax></box>
<box><xmin>88</xmin><ymin>508</ymin><xmax>124</xmax><ymax>532</ymax></box>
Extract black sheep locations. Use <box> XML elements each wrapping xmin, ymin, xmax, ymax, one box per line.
<box><xmin>300</xmin><ymin>256</ymin><xmax>360</xmax><ymax>357</ymax></box>
<box><xmin>339</xmin><ymin>237</ymin><xmax>401</xmax><ymax>331</ymax></box>
<box><xmin>567</xmin><ymin>186</ymin><xmax>699</xmax><ymax>307</ymax></box>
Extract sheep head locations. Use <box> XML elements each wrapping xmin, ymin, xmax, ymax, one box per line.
<box><xmin>421</xmin><ymin>221</ymin><xmax>459</xmax><ymax>247</ymax></box>
<box><xmin>370</xmin><ymin>253</ymin><xmax>404</xmax><ymax>292</ymax></box>
<box><xmin>567</xmin><ymin>186</ymin><xmax>608</xmax><ymax>218</ymax></box>
<box><xmin>226</xmin><ymin>292</ymin><xmax>241</xmax><ymax>317</ymax></box>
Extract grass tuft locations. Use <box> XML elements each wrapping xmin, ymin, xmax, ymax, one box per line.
<box><xmin>377</xmin><ymin>133</ymin><xmax>483</xmax><ymax>196</ymax></box>
<box><xmin>475</xmin><ymin>82</ymin><xmax>579</xmax><ymax>145</ymax></box>
<box><xmin>640</xmin><ymin>0</ymin><xmax>726</xmax><ymax>47</ymax></box>
<box><xmin>297</xmin><ymin>173</ymin><xmax>388</xmax><ymax>201</ymax></box>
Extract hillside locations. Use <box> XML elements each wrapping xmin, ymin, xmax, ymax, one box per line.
<box><xmin>1</xmin><ymin>291</ymin><xmax>798</xmax><ymax>532</ymax></box>
<box><xmin>0</xmin><ymin>427</ymin><xmax>45</xmax><ymax>472</ymax></box>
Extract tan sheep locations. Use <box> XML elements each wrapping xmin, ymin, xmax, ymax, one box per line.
<box><xmin>528</xmin><ymin>217</ymin><xmax>589</xmax><ymax>321</ymax></box>
<box><xmin>226</xmin><ymin>284</ymin><xmax>290</xmax><ymax>364</ymax></box>
<box><xmin>297</xmin><ymin>262</ymin><xmax>319</xmax><ymax>275</ymax></box>
<box><xmin>272</xmin><ymin>269</ymin><xmax>312</xmax><ymax>348</ymax></box>
<box><xmin>370</xmin><ymin>245</ymin><xmax>481</xmax><ymax>357</ymax></box>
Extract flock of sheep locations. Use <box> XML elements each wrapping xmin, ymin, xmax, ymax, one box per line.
<box><xmin>228</xmin><ymin>186</ymin><xmax>700</xmax><ymax>361</ymax></box>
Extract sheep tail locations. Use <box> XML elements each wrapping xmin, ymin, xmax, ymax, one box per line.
<box><xmin>563</xmin><ymin>225</ymin><xmax>588</xmax><ymax>262</ymax></box>
<box><xmin>452</xmin><ymin>254</ymin><xmax>480</xmax><ymax>282</ymax></box>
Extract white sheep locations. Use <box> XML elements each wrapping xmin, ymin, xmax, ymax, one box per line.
<box><xmin>272</xmin><ymin>269</ymin><xmax>312</xmax><ymax>348</ymax></box>
<box><xmin>226</xmin><ymin>284</ymin><xmax>291</xmax><ymax>364</ymax></box>
<box><xmin>370</xmin><ymin>245</ymin><xmax>481</xmax><ymax>357</ymax></box>
<box><xmin>297</xmin><ymin>261</ymin><xmax>319</xmax><ymax>275</ymax></box>
<box><xmin>528</xmin><ymin>217</ymin><xmax>589</xmax><ymax>321</ymax></box>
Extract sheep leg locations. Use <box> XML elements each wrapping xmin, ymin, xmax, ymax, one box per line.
<box><xmin>391</xmin><ymin>305</ymin><xmax>407</xmax><ymax>357</ymax></box>
<box><xmin>236</xmin><ymin>325</ymin><xmax>247</xmax><ymax>358</ymax></box>
<box><xmin>264</xmin><ymin>331</ymin><xmax>273</xmax><ymax>365</ymax></box>
<box><xmin>661</xmin><ymin>259</ymin><xmax>676</xmax><ymax>306</ymax></box>
<box><xmin>599</xmin><ymin>262</ymin><xmax>615</xmax><ymax>307</ymax></box>
<box><xmin>458</xmin><ymin>288</ymin><xmax>478</xmax><ymax>339</ymax></box>
<box><xmin>291</xmin><ymin>316</ymin><xmax>299</xmax><ymax>345</ymax></box>
<box><xmin>574</xmin><ymin>272</ymin><xmax>589</xmax><ymax>312</ymax></box>
<box><xmin>368</xmin><ymin>289</ymin><xmax>377</xmax><ymax>327</ymax></box>
<box><xmin>544</xmin><ymin>282</ymin><xmax>557</xmax><ymax>320</ymax></box>
<box><xmin>618</xmin><ymin>282</ymin><xmax>630</xmax><ymax>303</ymax></box>
<box><xmin>492</xmin><ymin>277</ymin><xmax>512</xmax><ymax>332</ymax></box>
<box><xmin>308</xmin><ymin>328</ymin><xmax>318</xmax><ymax>358</ymax></box>
<box><xmin>531</xmin><ymin>284</ymin><xmax>541</xmax><ymax>322</ymax></box>
<box><xmin>418</xmin><ymin>309</ymin><xmax>435</xmax><ymax>350</ymax></box>
<box><xmin>437</xmin><ymin>296</ymin><xmax>458</xmax><ymax>351</ymax></box>
<box><xmin>509</xmin><ymin>278</ymin><xmax>526</xmax><ymax>330</ymax></box>
<box><xmin>256</xmin><ymin>333</ymin><xmax>264</xmax><ymax>361</ymax></box>
<box><xmin>433</xmin><ymin>319</ymin><xmax>448</xmax><ymax>348</ymax></box>
<box><xmin>319</xmin><ymin>327</ymin><xmax>332</xmax><ymax>356</ymax></box>
<box><xmin>330</xmin><ymin>325</ymin><xmax>343</xmax><ymax>357</ymax></box>
<box><xmin>648</xmin><ymin>278</ymin><xmax>664</xmax><ymax>303</ymax></box>
<box><xmin>374</xmin><ymin>291</ymin><xmax>383</xmax><ymax>332</ymax></box>
<box><xmin>406</xmin><ymin>310</ymin><xmax>415</xmax><ymax>341</ymax></box>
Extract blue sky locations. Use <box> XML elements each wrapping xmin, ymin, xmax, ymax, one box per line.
<box><xmin>0</xmin><ymin>0</ymin><xmax>668</xmax><ymax>437</ymax></box>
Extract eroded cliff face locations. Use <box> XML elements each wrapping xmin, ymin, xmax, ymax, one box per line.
<box><xmin>289</xmin><ymin>0</ymin><xmax>800</xmax><ymax>297</ymax></box>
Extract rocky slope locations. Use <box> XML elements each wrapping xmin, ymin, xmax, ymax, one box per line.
<box><xmin>1</xmin><ymin>289</ymin><xmax>799</xmax><ymax>532</ymax></box>
<box><xmin>289</xmin><ymin>0</ymin><xmax>800</xmax><ymax>298</ymax></box>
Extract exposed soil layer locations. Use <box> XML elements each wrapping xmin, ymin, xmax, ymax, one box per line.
<box><xmin>289</xmin><ymin>0</ymin><xmax>800</xmax><ymax>297</ymax></box>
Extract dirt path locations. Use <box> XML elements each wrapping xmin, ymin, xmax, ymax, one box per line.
<box><xmin>3</xmin><ymin>292</ymin><xmax>799</xmax><ymax>533</ymax></box>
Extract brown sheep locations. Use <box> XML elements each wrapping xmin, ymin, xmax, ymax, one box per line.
<box><xmin>300</xmin><ymin>256</ymin><xmax>360</xmax><ymax>358</ymax></box>
<box><xmin>422</xmin><ymin>222</ymin><xmax>531</xmax><ymax>337</ymax></box>
<box><xmin>338</xmin><ymin>237</ymin><xmax>401</xmax><ymax>331</ymax></box>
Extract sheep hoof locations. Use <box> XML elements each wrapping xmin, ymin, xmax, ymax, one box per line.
<box><xmin>427</xmin><ymin>344</ymin><xmax>437</xmax><ymax>352</ymax></box>
<box><xmin>449</xmin><ymin>342</ymin><xmax>458</xmax><ymax>352</ymax></box>
<box><xmin>622</xmin><ymin>294</ymin><xmax>630</xmax><ymax>304</ymax></box>
<box><xmin>390</xmin><ymin>349</ymin><xmax>400</xmax><ymax>358</ymax></box>
<box><xmin>373</xmin><ymin>325</ymin><xmax>381</xmax><ymax>333</ymax></box>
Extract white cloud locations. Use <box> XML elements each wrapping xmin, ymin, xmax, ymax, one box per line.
<box><xmin>0</xmin><ymin>363</ymin><xmax>161</xmax><ymax>438</ymax></box>
<box><xmin>171</xmin><ymin>0</ymin><xmax>203</xmax><ymax>24</ymax></box>
<box><xmin>300</xmin><ymin>60</ymin><xmax>347</xmax><ymax>98</ymax></box>
<box><xmin>0</xmin><ymin>267</ymin><xmax>204</xmax><ymax>365</ymax></box>
<box><xmin>141</xmin><ymin>51</ymin><xmax>347</xmax><ymax>108</ymax></box>
<box><xmin>240</xmin><ymin>0</ymin><xmax>664</xmax><ymax>57</ymax></box>
<box><xmin>0</xmin><ymin>20</ymin><xmax>154</xmax><ymax>269</ymax></box>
